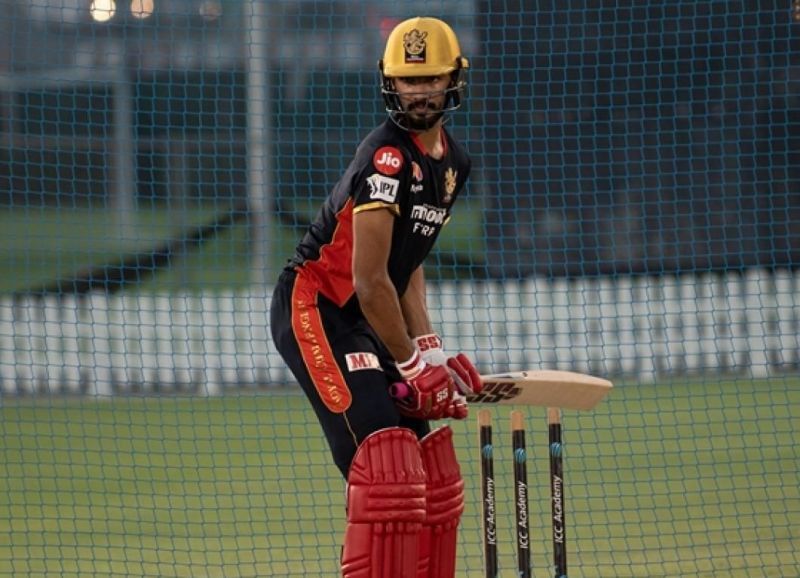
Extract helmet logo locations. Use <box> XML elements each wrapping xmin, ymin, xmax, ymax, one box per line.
<box><xmin>403</xmin><ymin>29</ymin><xmax>428</xmax><ymax>63</ymax></box>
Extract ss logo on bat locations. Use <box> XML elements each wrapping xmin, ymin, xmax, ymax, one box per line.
<box><xmin>467</xmin><ymin>381</ymin><xmax>521</xmax><ymax>403</ymax></box>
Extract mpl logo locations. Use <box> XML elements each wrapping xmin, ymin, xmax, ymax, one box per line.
<box><xmin>373</xmin><ymin>146</ymin><xmax>404</xmax><ymax>176</ymax></box>
<box><xmin>345</xmin><ymin>352</ymin><xmax>381</xmax><ymax>372</ymax></box>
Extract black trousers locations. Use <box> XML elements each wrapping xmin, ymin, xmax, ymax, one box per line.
<box><xmin>270</xmin><ymin>269</ymin><xmax>430</xmax><ymax>478</ymax></box>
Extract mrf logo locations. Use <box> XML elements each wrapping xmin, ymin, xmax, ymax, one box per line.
<box><xmin>373</xmin><ymin>146</ymin><xmax>404</xmax><ymax>176</ymax></box>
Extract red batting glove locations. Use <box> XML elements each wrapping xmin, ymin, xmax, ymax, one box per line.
<box><xmin>446</xmin><ymin>353</ymin><xmax>483</xmax><ymax>395</ymax></box>
<box><xmin>392</xmin><ymin>350</ymin><xmax>454</xmax><ymax>420</ymax></box>
<box><xmin>444</xmin><ymin>392</ymin><xmax>469</xmax><ymax>420</ymax></box>
<box><xmin>414</xmin><ymin>333</ymin><xmax>446</xmax><ymax>360</ymax></box>
<box><xmin>413</xmin><ymin>334</ymin><xmax>483</xmax><ymax>396</ymax></box>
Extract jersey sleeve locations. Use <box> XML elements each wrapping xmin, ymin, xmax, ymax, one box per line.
<box><xmin>351</xmin><ymin>144</ymin><xmax>411</xmax><ymax>216</ymax></box>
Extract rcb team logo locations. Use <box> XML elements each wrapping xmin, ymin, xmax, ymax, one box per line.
<box><xmin>444</xmin><ymin>167</ymin><xmax>457</xmax><ymax>203</ymax></box>
<box><xmin>403</xmin><ymin>29</ymin><xmax>428</xmax><ymax>63</ymax></box>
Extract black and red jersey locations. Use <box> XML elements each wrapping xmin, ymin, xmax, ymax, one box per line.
<box><xmin>286</xmin><ymin>119</ymin><xmax>471</xmax><ymax>308</ymax></box>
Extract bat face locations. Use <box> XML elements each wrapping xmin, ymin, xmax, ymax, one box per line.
<box><xmin>466</xmin><ymin>370</ymin><xmax>613</xmax><ymax>410</ymax></box>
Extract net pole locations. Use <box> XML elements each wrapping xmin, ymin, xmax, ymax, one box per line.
<box><xmin>245</xmin><ymin>0</ymin><xmax>275</xmax><ymax>286</ymax></box>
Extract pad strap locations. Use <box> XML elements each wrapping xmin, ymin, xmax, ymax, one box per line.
<box><xmin>342</xmin><ymin>427</ymin><xmax>427</xmax><ymax>578</ymax></box>
<box><xmin>417</xmin><ymin>426</ymin><xmax>465</xmax><ymax>578</ymax></box>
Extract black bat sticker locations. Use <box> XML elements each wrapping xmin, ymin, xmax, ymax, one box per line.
<box><xmin>466</xmin><ymin>381</ymin><xmax>522</xmax><ymax>403</ymax></box>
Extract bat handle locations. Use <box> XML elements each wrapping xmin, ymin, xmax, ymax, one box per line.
<box><xmin>389</xmin><ymin>382</ymin><xmax>411</xmax><ymax>400</ymax></box>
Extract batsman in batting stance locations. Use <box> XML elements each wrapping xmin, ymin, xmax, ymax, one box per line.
<box><xmin>270</xmin><ymin>16</ymin><xmax>481</xmax><ymax>578</ymax></box>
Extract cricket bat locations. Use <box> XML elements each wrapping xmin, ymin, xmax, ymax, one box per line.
<box><xmin>467</xmin><ymin>370</ymin><xmax>612</xmax><ymax>410</ymax></box>
<box><xmin>390</xmin><ymin>369</ymin><xmax>612</xmax><ymax>411</ymax></box>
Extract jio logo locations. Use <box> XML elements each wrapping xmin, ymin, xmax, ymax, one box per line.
<box><xmin>373</xmin><ymin>146</ymin><xmax>404</xmax><ymax>176</ymax></box>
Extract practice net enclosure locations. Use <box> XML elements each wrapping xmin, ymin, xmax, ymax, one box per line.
<box><xmin>0</xmin><ymin>2</ymin><xmax>798</xmax><ymax>577</ymax></box>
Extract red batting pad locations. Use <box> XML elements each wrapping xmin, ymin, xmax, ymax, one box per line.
<box><xmin>417</xmin><ymin>426</ymin><xmax>465</xmax><ymax>578</ymax></box>
<box><xmin>342</xmin><ymin>427</ymin><xmax>427</xmax><ymax>578</ymax></box>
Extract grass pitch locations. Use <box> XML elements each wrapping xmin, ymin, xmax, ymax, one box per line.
<box><xmin>1</xmin><ymin>377</ymin><xmax>798</xmax><ymax>577</ymax></box>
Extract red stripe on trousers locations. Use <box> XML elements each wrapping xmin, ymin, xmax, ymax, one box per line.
<box><xmin>290</xmin><ymin>274</ymin><xmax>352</xmax><ymax>413</ymax></box>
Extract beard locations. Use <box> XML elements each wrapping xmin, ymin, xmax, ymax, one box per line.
<box><xmin>401</xmin><ymin>99</ymin><xmax>445</xmax><ymax>131</ymax></box>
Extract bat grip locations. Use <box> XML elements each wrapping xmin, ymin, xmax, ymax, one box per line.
<box><xmin>388</xmin><ymin>382</ymin><xmax>411</xmax><ymax>400</ymax></box>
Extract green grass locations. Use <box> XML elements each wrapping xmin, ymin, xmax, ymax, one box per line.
<box><xmin>0</xmin><ymin>205</ymin><xmax>262</xmax><ymax>293</ymax></box>
<box><xmin>0</xmin><ymin>200</ymin><xmax>485</xmax><ymax>294</ymax></box>
<box><xmin>1</xmin><ymin>378</ymin><xmax>798</xmax><ymax>577</ymax></box>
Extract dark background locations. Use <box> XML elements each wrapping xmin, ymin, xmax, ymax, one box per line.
<box><xmin>1</xmin><ymin>0</ymin><xmax>798</xmax><ymax>278</ymax></box>
<box><xmin>476</xmin><ymin>0</ymin><xmax>800</xmax><ymax>276</ymax></box>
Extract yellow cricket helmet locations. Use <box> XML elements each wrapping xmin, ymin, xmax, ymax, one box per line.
<box><xmin>379</xmin><ymin>16</ymin><xmax>469</xmax><ymax>78</ymax></box>
<box><xmin>378</xmin><ymin>17</ymin><xmax>469</xmax><ymax>130</ymax></box>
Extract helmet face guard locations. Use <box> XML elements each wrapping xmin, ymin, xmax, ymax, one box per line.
<box><xmin>379</xmin><ymin>65</ymin><xmax>467</xmax><ymax>130</ymax></box>
<box><xmin>378</xmin><ymin>17</ymin><xmax>469</xmax><ymax>130</ymax></box>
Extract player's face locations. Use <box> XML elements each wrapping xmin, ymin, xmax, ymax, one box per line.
<box><xmin>393</xmin><ymin>75</ymin><xmax>451</xmax><ymax>130</ymax></box>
